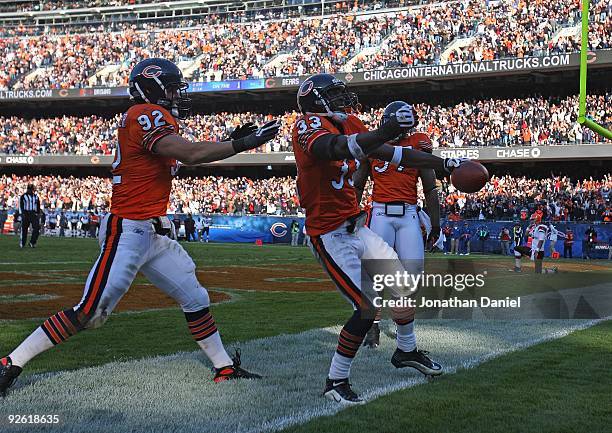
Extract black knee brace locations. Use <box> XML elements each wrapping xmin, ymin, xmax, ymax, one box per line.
<box><xmin>344</xmin><ymin>309</ymin><xmax>375</xmax><ymax>339</ymax></box>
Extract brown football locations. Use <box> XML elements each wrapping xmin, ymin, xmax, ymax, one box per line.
<box><xmin>450</xmin><ymin>160</ymin><xmax>489</xmax><ymax>193</ymax></box>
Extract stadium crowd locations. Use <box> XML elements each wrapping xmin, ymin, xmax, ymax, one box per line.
<box><xmin>442</xmin><ymin>0</ymin><xmax>604</xmax><ymax>63</ymax></box>
<box><xmin>1</xmin><ymin>93</ymin><xmax>609</xmax><ymax>155</ymax></box>
<box><xmin>441</xmin><ymin>174</ymin><xmax>612</xmax><ymax>222</ymax></box>
<box><xmin>0</xmin><ymin>174</ymin><xmax>302</xmax><ymax>216</ymax></box>
<box><xmin>3</xmin><ymin>1</ymin><xmax>157</xmax><ymax>12</ymax></box>
<box><xmin>1</xmin><ymin>0</ymin><xmax>609</xmax><ymax>90</ymax></box>
<box><xmin>1</xmin><ymin>174</ymin><xmax>610</xmax><ymax>222</ymax></box>
<box><xmin>3</xmin><ymin>0</ymin><xmax>393</xmax><ymax>13</ymax></box>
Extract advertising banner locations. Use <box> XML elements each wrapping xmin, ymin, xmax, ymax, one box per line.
<box><xmin>1</xmin><ymin>51</ymin><xmax>609</xmax><ymax>101</ymax></box>
<box><xmin>1</xmin><ymin>144</ymin><xmax>611</xmax><ymax>166</ymax></box>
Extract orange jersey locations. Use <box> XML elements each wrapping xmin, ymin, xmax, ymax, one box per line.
<box><xmin>110</xmin><ymin>104</ymin><xmax>180</xmax><ymax>220</ymax></box>
<box><xmin>292</xmin><ymin>113</ymin><xmax>367</xmax><ymax>236</ymax></box>
<box><xmin>530</xmin><ymin>210</ymin><xmax>543</xmax><ymax>224</ymax></box>
<box><xmin>370</xmin><ymin>132</ymin><xmax>433</xmax><ymax>204</ymax></box>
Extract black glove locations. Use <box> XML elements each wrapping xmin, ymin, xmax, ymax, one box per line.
<box><xmin>232</xmin><ymin>120</ymin><xmax>281</xmax><ymax>153</ymax></box>
<box><xmin>229</xmin><ymin>122</ymin><xmax>257</xmax><ymax>140</ymax></box>
<box><xmin>375</xmin><ymin>104</ymin><xmax>419</xmax><ymax>142</ymax></box>
<box><xmin>443</xmin><ymin>157</ymin><xmax>468</xmax><ymax>173</ymax></box>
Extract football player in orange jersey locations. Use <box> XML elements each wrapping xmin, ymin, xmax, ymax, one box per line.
<box><xmin>292</xmin><ymin>74</ymin><xmax>466</xmax><ymax>403</ymax></box>
<box><xmin>0</xmin><ymin>58</ymin><xmax>281</xmax><ymax>397</ymax></box>
<box><xmin>353</xmin><ymin>102</ymin><xmax>443</xmax><ymax>379</ymax></box>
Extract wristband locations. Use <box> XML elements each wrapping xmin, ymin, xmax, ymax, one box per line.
<box><xmin>391</xmin><ymin>146</ymin><xmax>403</xmax><ymax>166</ymax></box>
<box><xmin>347</xmin><ymin>134</ymin><xmax>366</xmax><ymax>160</ymax></box>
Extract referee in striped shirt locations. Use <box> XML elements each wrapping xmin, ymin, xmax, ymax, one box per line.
<box><xmin>19</xmin><ymin>184</ymin><xmax>41</xmax><ymax>248</ymax></box>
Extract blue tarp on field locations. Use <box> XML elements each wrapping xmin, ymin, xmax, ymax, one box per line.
<box><xmin>191</xmin><ymin>215</ymin><xmax>611</xmax><ymax>259</ymax></box>
<box><xmin>202</xmin><ymin>216</ymin><xmax>611</xmax><ymax>259</ymax></box>
<box><xmin>198</xmin><ymin>215</ymin><xmax>301</xmax><ymax>245</ymax></box>
<box><xmin>20</xmin><ymin>209</ymin><xmax>611</xmax><ymax>258</ymax></box>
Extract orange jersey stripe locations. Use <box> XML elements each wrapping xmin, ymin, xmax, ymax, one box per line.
<box><xmin>84</xmin><ymin>216</ymin><xmax>120</xmax><ymax>314</ymax></box>
<box><xmin>312</xmin><ymin>237</ymin><xmax>361</xmax><ymax>305</ymax></box>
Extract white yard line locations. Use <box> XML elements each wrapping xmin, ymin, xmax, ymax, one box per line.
<box><xmin>0</xmin><ymin>318</ymin><xmax>606</xmax><ymax>433</ymax></box>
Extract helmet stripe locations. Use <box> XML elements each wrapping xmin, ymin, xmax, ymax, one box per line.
<box><xmin>134</xmin><ymin>82</ymin><xmax>150</xmax><ymax>103</ymax></box>
<box><xmin>152</xmin><ymin>75</ymin><xmax>165</xmax><ymax>91</ymax></box>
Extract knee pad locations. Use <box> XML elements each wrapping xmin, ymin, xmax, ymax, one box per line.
<box><xmin>181</xmin><ymin>284</ymin><xmax>211</xmax><ymax>313</ymax></box>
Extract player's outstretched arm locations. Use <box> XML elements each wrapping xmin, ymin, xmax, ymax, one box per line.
<box><xmin>309</xmin><ymin>105</ymin><xmax>418</xmax><ymax>161</ymax></box>
<box><xmin>154</xmin><ymin>134</ymin><xmax>237</xmax><ymax>164</ymax></box>
<box><xmin>369</xmin><ymin>144</ymin><xmax>465</xmax><ymax>174</ymax></box>
<box><xmin>353</xmin><ymin>158</ymin><xmax>371</xmax><ymax>204</ymax></box>
<box><xmin>154</xmin><ymin>120</ymin><xmax>281</xmax><ymax>165</ymax></box>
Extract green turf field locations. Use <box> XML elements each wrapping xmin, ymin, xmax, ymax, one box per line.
<box><xmin>0</xmin><ymin>235</ymin><xmax>610</xmax><ymax>433</ymax></box>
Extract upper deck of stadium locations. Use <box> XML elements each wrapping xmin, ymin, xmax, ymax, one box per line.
<box><xmin>0</xmin><ymin>0</ymin><xmax>610</xmax><ymax>92</ymax></box>
<box><xmin>0</xmin><ymin>0</ymin><xmax>609</xmax><ymax>165</ymax></box>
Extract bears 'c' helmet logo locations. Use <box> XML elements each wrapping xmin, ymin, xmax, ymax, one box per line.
<box><xmin>298</xmin><ymin>80</ymin><xmax>314</xmax><ymax>97</ymax></box>
<box><xmin>142</xmin><ymin>65</ymin><xmax>163</xmax><ymax>79</ymax></box>
<box><xmin>129</xmin><ymin>58</ymin><xmax>192</xmax><ymax>119</ymax></box>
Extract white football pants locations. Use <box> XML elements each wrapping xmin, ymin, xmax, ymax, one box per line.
<box><xmin>74</xmin><ymin>213</ymin><xmax>210</xmax><ymax>328</ymax></box>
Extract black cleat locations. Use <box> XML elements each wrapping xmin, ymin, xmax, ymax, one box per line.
<box><xmin>28</xmin><ymin>242</ymin><xmax>36</xmax><ymax>248</ymax></box>
<box><xmin>323</xmin><ymin>378</ymin><xmax>364</xmax><ymax>404</ymax></box>
<box><xmin>213</xmin><ymin>349</ymin><xmax>262</xmax><ymax>383</ymax></box>
<box><xmin>0</xmin><ymin>357</ymin><xmax>22</xmax><ymax>398</ymax></box>
<box><xmin>391</xmin><ymin>348</ymin><xmax>443</xmax><ymax>377</ymax></box>
<box><xmin>363</xmin><ymin>322</ymin><xmax>380</xmax><ymax>348</ymax></box>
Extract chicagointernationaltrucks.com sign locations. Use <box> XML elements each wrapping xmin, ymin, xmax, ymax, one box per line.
<box><xmin>0</xmin><ymin>51</ymin><xmax>609</xmax><ymax>101</ymax></box>
<box><xmin>361</xmin><ymin>54</ymin><xmax>572</xmax><ymax>82</ymax></box>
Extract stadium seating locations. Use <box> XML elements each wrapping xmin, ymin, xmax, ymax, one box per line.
<box><xmin>0</xmin><ymin>0</ymin><xmax>609</xmax><ymax>90</ymax></box>
<box><xmin>1</xmin><ymin>174</ymin><xmax>610</xmax><ymax>222</ymax></box>
<box><xmin>2</xmin><ymin>1</ymin><xmax>157</xmax><ymax>12</ymax></box>
<box><xmin>0</xmin><ymin>93</ymin><xmax>609</xmax><ymax>155</ymax></box>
